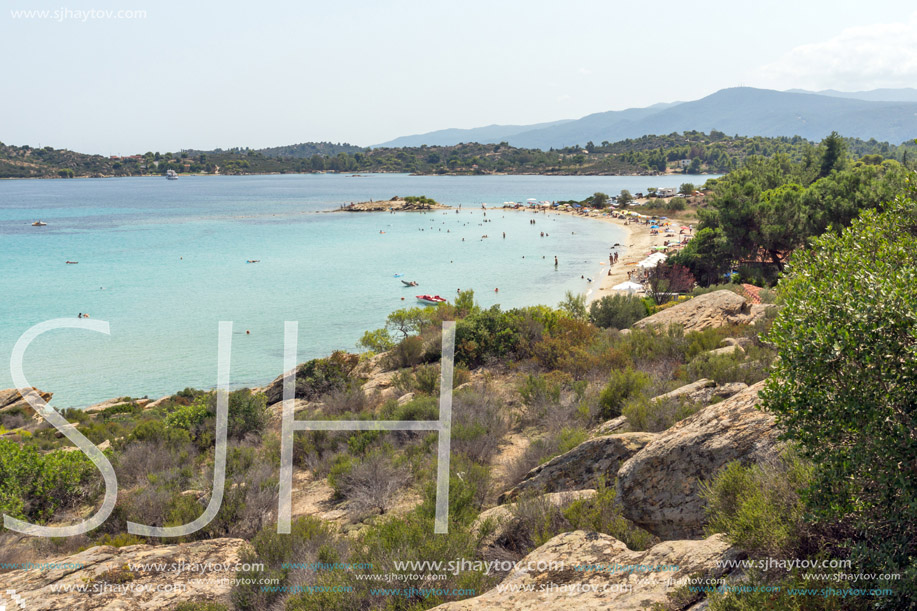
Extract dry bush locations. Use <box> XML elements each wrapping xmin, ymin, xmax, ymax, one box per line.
<box><xmin>338</xmin><ymin>456</ymin><xmax>407</xmax><ymax>517</ymax></box>
<box><xmin>452</xmin><ymin>387</ymin><xmax>510</xmax><ymax>464</ymax></box>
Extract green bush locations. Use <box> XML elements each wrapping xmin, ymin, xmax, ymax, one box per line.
<box><xmin>761</xmin><ymin>194</ymin><xmax>917</xmax><ymax>607</ymax></box>
<box><xmin>0</xmin><ymin>440</ymin><xmax>100</xmax><ymax>524</ymax></box>
<box><xmin>589</xmin><ymin>293</ymin><xmax>649</xmax><ymax>329</ymax></box>
<box><xmin>597</xmin><ymin>368</ymin><xmax>649</xmax><ymax>419</ymax></box>
<box><xmin>702</xmin><ymin>451</ymin><xmax>813</xmax><ymax>558</ymax></box>
<box><xmin>622</xmin><ymin>395</ymin><xmax>702</xmax><ymax>432</ymax></box>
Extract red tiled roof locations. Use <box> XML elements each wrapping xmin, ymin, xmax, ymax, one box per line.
<box><xmin>741</xmin><ymin>283</ymin><xmax>762</xmax><ymax>304</ymax></box>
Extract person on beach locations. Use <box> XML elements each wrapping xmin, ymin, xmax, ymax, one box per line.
<box><xmin>554</xmin><ymin>256</ymin><xmax>558</xmax><ymax>267</ymax></box>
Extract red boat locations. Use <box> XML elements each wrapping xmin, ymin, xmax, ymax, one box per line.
<box><xmin>416</xmin><ymin>294</ymin><xmax>446</xmax><ymax>305</ymax></box>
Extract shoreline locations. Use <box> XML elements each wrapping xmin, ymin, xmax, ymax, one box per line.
<box><xmin>526</xmin><ymin>206</ymin><xmax>683</xmax><ymax>304</ymax></box>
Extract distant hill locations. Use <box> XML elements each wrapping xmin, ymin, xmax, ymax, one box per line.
<box><xmin>374</xmin><ymin>120</ymin><xmax>575</xmax><ymax>148</ymax></box>
<box><xmin>787</xmin><ymin>88</ymin><xmax>917</xmax><ymax>103</ymax></box>
<box><xmin>255</xmin><ymin>141</ymin><xmax>365</xmax><ymax>158</ymax></box>
<box><xmin>379</xmin><ymin>88</ymin><xmax>917</xmax><ymax>150</ymax></box>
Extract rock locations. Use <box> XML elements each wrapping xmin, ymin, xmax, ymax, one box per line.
<box><xmin>617</xmin><ymin>381</ymin><xmax>778</xmax><ymax>539</ymax></box>
<box><xmin>431</xmin><ymin>531</ymin><xmax>740</xmax><ymax>610</ymax></box>
<box><xmin>721</xmin><ymin>337</ymin><xmax>753</xmax><ymax>349</ymax></box>
<box><xmin>143</xmin><ymin>395</ymin><xmax>172</xmax><ymax>410</ymax></box>
<box><xmin>0</xmin><ymin>538</ymin><xmax>245</xmax><ymax>610</ymax></box>
<box><xmin>84</xmin><ymin>397</ymin><xmax>150</xmax><ymax>414</ymax></box>
<box><xmin>632</xmin><ymin>291</ymin><xmax>758</xmax><ymax>333</ymax></box>
<box><xmin>397</xmin><ymin>392</ymin><xmax>415</xmax><ymax>406</ymax></box>
<box><xmin>703</xmin><ymin>345</ymin><xmax>745</xmax><ymax>358</ymax></box>
<box><xmin>474</xmin><ymin>490</ymin><xmax>597</xmax><ymax>548</ymax></box>
<box><xmin>0</xmin><ymin>387</ymin><xmax>52</xmax><ymax>414</ymax></box>
<box><xmin>592</xmin><ymin>415</ymin><xmax>628</xmax><ymax>436</ymax></box>
<box><xmin>651</xmin><ymin>379</ymin><xmax>748</xmax><ymax>407</ymax></box>
<box><xmin>499</xmin><ymin>433</ymin><xmax>656</xmax><ymax>504</ymax></box>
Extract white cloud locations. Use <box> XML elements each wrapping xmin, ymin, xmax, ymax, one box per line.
<box><xmin>756</xmin><ymin>12</ymin><xmax>917</xmax><ymax>90</ymax></box>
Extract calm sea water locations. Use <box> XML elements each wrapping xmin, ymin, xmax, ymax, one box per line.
<box><xmin>0</xmin><ymin>173</ymin><xmax>712</xmax><ymax>407</ymax></box>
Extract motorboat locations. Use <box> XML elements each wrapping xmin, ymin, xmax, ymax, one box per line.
<box><xmin>166</xmin><ymin>169</ymin><xmax>178</xmax><ymax>180</ymax></box>
<box><xmin>32</xmin><ymin>221</ymin><xmax>47</xmax><ymax>226</ymax></box>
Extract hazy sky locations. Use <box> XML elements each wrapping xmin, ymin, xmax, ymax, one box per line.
<box><xmin>2</xmin><ymin>0</ymin><xmax>916</xmax><ymax>154</ymax></box>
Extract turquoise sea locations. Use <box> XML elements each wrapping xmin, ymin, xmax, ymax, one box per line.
<box><xmin>0</xmin><ymin>173</ymin><xmax>712</xmax><ymax>407</ymax></box>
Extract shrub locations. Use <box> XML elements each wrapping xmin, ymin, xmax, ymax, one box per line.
<box><xmin>451</xmin><ymin>387</ymin><xmax>510</xmax><ymax>464</ymax></box>
<box><xmin>761</xmin><ymin>194</ymin><xmax>917</xmax><ymax>606</ymax></box>
<box><xmin>597</xmin><ymin>368</ymin><xmax>649</xmax><ymax>419</ymax></box>
<box><xmin>414</xmin><ymin>364</ymin><xmax>440</xmax><ymax>395</ymax></box>
<box><xmin>622</xmin><ymin>395</ymin><xmax>702</xmax><ymax>432</ymax></box>
<box><xmin>589</xmin><ymin>294</ymin><xmax>649</xmax><ymax>329</ymax></box>
<box><xmin>0</xmin><ymin>440</ymin><xmax>101</xmax><ymax>524</ymax></box>
<box><xmin>702</xmin><ymin>450</ymin><xmax>813</xmax><ymax>559</ymax></box>
<box><xmin>386</xmin><ymin>335</ymin><xmax>425</xmax><ymax>369</ymax></box>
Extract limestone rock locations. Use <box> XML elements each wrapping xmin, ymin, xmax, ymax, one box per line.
<box><xmin>704</xmin><ymin>345</ymin><xmax>745</xmax><ymax>358</ymax></box>
<box><xmin>632</xmin><ymin>290</ymin><xmax>756</xmax><ymax>332</ymax></box>
<box><xmin>617</xmin><ymin>381</ymin><xmax>778</xmax><ymax>539</ymax></box>
<box><xmin>432</xmin><ymin>531</ymin><xmax>740</xmax><ymax>610</ymax></box>
<box><xmin>84</xmin><ymin>397</ymin><xmax>150</xmax><ymax>414</ymax></box>
<box><xmin>499</xmin><ymin>433</ymin><xmax>656</xmax><ymax>504</ymax></box>
<box><xmin>0</xmin><ymin>538</ymin><xmax>245</xmax><ymax>610</ymax></box>
<box><xmin>592</xmin><ymin>415</ymin><xmax>628</xmax><ymax>436</ymax></box>
<box><xmin>0</xmin><ymin>387</ymin><xmax>52</xmax><ymax>414</ymax></box>
<box><xmin>651</xmin><ymin>379</ymin><xmax>748</xmax><ymax>406</ymax></box>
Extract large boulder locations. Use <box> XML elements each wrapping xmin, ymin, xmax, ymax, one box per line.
<box><xmin>432</xmin><ymin>530</ymin><xmax>740</xmax><ymax>610</ymax></box>
<box><xmin>632</xmin><ymin>290</ymin><xmax>761</xmax><ymax>332</ymax></box>
<box><xmin>499</xmin><ymin>432</ymin><xmax>656</xmax><ymax>504</ymax></box>
<box><xmin>0</xmin><ymin>538</ymin><xmax>245</xmax><ymax>610</ymax></box>
<box><xmin>617</xmin><ymin>381</ymin><xmax>779</xmax><ymax>539</ymax></box>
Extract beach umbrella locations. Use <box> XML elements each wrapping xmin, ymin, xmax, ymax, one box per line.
<box><xmin>612</xmin><ymin>281</ymin><xmax>644</xmax><ymax>292</ymax></box>
<box><xmin>650</xmin><ymin>225</ymin><xmax>659</xmax><ymax>228</ymax></box>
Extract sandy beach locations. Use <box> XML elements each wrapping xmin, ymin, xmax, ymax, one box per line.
<box><xmin>534</xmin><ymin>206</ymin><xmax>691</xmax><ymax>303</ymax></box>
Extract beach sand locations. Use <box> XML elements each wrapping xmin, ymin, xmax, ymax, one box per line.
<box><xmin>536</xmin><ymin>206</ymin><xmax>689</xmax><ymax>303</ymax></box>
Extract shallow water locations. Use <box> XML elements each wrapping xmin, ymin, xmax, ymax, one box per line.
<box><xmin>0</xmin><ymin>173</ymin><xmax>712</xmax><ymax>406</ymax></box>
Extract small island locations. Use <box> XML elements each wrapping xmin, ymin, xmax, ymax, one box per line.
<box><xmin>339</xmin><ymin>195</ymin><xmax>450</xmax><ymax>212</ymax></box>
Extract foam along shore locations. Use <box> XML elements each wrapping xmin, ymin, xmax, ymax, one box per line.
<box><xmin>336</xmin><ymin>197</ymin><xmax>451</xmax><ymax>212</ymax></box>
<box><xmin>535</xmin><ymin>204</ymin><xmax>694</xmax><ymax>303</ymax></box>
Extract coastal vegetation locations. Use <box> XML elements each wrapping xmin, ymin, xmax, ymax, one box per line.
<box><xmin>671</xmin><ymin>133</ymin><xmax>912</xmax><ymax>285</ymax></box>
<box><xmin>1</xmin><ymin>133</ymin><xmax>915</xmax><ymax>610</ymax></box>
<box><xmin>3</xmin><ymin>131</ymin><xmax>916</xmax><ymax>179</ymax></box>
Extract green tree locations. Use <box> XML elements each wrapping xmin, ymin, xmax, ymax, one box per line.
<box><xmin>617</xmin><ymin>189</ymin><xmax>634</xmax><ymax>207</ymax></box>
<box><xmin>678</xmin><ymin>182</ymin><xmax>695</xmax><ymax>196</ymax></box>
<box><xmin>818</xmin><ymin>131</ymin><xmax>847</xmax><ymax>178</ymax></box>
<box><xmin>762</xmin><ymin>192</ymin><xmax>917</xmax><ymax>606</ymax></box>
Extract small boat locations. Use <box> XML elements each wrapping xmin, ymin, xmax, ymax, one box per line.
<box><xmin>401</xmin><ymin>280</ymin><xmax>418</xmax><ymax>287</ymax></box>
<box><xmin>166</xmin><ymin>169</ymin><xmax>178</xmax><ymax>180</ymax></box>
<box><xmin>32</xmin><ymin>221</ymin><xmax>47</xmax><ymax>226</ymax></box>
<box><xmin>416</xmin><ymin>294</ymin><xmax>446</xmax><ymax>305</ymax></box>
<box><xmin>65</xmin><ymin>260</ymin><xmax>78</xmax><ymax>264</ymax></box>
<box><xmin>393</xmin><ymin>273</ymin><xmax>405</xmax><ymax>278</ymax></box>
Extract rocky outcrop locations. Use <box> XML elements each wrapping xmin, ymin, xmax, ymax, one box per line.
<box><xmin>84</xmin><ymin>397</ymin><xmax>150</xmax><ymax>414</ymax></box>
<box><xmin>651</xmin><ymin>379</ymin><xmax>748</xmax><ymax>406</ymax></box>
<box><xmin>0</xmin><ymin>387</ymin><xmax>51</xmax><ymax>414</ymax></box>
<box><xmin>499</xmin><ymin>433</ymin><xmax>656</xmax><ymax>504</ymax></box>
<box><xmin>632</xmin><ymin>290</ymin><xmax>761</xmax><ymax>332</ymax></box>
<box><xmin>617</xmin><ymin>381</ymin><xmax>778</xmax><ymax>539</ymax></box>
<box><xmin>591</xmin><ymin>415</ymin><xmax>628</xmax><ymax>436</ymax></box>
<box><xmin>0</xmin><ymin>538</ymin><xmax>245</xmax><ymax>610</ymax></box>
<box><xmin>432</xmin><ymin>531</ymin><xmax>740</xmax><ymax>610</ymax></box>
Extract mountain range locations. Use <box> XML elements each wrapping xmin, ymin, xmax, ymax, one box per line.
<box><xmin>375</xmin><ymin>87</ymin><xmax>917</xmax><ymax>150</ymax></box>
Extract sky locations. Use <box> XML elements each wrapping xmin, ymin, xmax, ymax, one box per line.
<box><xmin>1</xmin><ymin>0</ymin><xmax>916</xmax><ymax>154</ymax></box>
